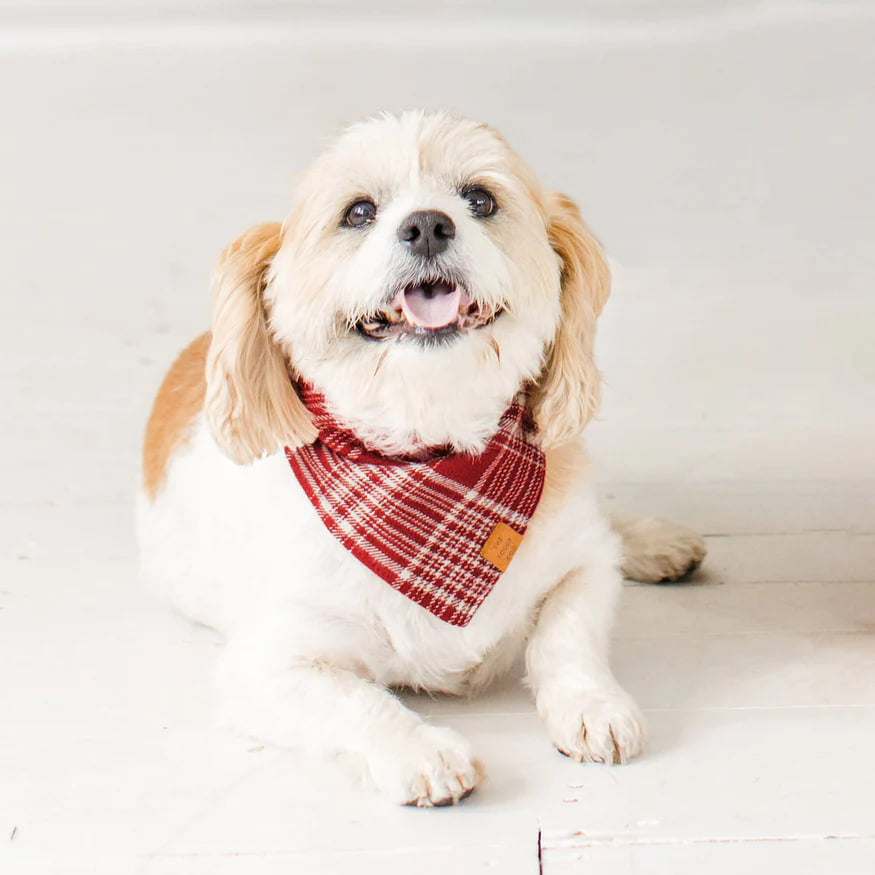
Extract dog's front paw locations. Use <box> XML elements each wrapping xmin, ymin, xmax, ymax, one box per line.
<box><xmin>368</xmin><ymin>724</ymin><xmax>485</xmax><ymax>807</ymax></box>
<box><xmin>539</xmin><ymin>685</ymin><xmax>646</xmax><ymax>765</ymax></box>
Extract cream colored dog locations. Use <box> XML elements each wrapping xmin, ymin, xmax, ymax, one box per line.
<box><xmin>138</xmin><ymin>110</ymin><xmax>705</xmax><ymax>807</ymax></box>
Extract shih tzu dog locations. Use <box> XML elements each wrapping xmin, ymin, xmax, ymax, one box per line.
<box><xmin>138</xmin><ymin>110</ymin><xmax>705</xmax><ymax>807</ymax></box>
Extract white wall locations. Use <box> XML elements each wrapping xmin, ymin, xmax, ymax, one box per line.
<box><xmin>0</xmin><ymin>1</ymin><xmax>774</xmax><ymax>21</ymax></box>
<box><xmin>0</xmin><ymin>1</ymin><xmax>843</xmax><ymax>30</ymax></box>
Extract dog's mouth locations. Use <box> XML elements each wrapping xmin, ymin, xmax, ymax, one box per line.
<box><xmin>356</xmin><ymin>280</ymin><xmax>500</xmax><ymax>344</ymax></box>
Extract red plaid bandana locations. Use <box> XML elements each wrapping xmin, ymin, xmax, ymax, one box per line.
<box><xmin>285</xmin><ymin>385</ymin><xmax>546</xmax><ymax>626</ymax></box>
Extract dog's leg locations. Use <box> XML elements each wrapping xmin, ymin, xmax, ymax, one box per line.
<box><xmin>613</xmin><ymin>516</ymin><xmax>706</xmax><ymax>582</ymax></box>
<box><xmin>526</xmin><ymin>547</ymin><xmax>646</xmax><ymax>765</ymax></box>
<box><xmin>215</xmin><ymin>632</ymin><xmax>484</xmax><ymax>807</ymax></box>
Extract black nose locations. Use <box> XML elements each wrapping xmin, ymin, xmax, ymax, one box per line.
<box><xmin>397</xmin><ymin>210</ymin><xmax>456</xmax><ymax>257</ymax></box>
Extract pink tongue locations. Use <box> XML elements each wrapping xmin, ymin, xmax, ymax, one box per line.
<box><xmin>395</xmin><ymin>282</ymin><xmax>461</xmax><ymax>329</ymax></box>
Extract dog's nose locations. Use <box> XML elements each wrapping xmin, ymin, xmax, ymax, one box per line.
<box><xmin>397</xmin><ymin>210</ymin><xmax>456</xmax><ymax>258</ymax></box>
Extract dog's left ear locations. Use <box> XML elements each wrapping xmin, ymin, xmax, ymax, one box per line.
<box><xmin>531</xmin><ymin>191</ymin><xmax>611</xmax><ymax>448</ymax></box>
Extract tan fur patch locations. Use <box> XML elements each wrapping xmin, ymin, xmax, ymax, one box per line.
<box><xmin>142</xmin><ymin>333</ymin><xmax>210</xmax><ymax>498</ymax></box>
<box><xmin>537</xmin><ymin>442</ymin><xmax>591</xmax><ymax>520</ymax></box>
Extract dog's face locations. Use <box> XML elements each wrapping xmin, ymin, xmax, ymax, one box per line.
<box><xmin>205</xmin><ymin>111</ymin><xmax>611</xmax><ymax>463</ymax></box>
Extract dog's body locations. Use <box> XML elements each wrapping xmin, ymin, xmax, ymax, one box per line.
<box><xmin>138</xmin><ymin>111</ymin><xmax>705</xmax><ymax>806</ymax></box>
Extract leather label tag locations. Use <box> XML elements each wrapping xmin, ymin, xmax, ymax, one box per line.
<box><xmin>480</xmin><ymin>521</ymin><xmax>523</xmax><ymax>572</ymax></box>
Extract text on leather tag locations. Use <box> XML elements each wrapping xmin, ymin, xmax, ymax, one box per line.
<box><xmin>480</xmin><ymin>521</ymin><xmax>523</xmax><ymax>572</ymax></box>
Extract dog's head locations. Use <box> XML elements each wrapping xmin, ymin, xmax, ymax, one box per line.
<box><xmin>205</xmin><ymin>110</ymin><xmax>610</xmax><ymax>462</ymax></box>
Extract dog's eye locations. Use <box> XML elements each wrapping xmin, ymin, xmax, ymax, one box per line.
<box><xmin>343</xmin><ymin>199</ymin><xmax>377</xmax><ymax>228</ymax></box>
<box><xmin>463</xmin><ymin>187</ymin><xmax>497</xmax><ymax>218</ymax></box>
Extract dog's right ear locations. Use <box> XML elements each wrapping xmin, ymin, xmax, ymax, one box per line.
<box><xmin>204</xmin><ymin>221</ymin><xmax>317</xmax><ymax>464</ymax></box>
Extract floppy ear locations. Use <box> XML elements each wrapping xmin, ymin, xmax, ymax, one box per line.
<box><xmin>532</xmin><ymin>192</ymin><xmax>611</xmax><ymax>448</ymax></box>
<box><xmin>204</xmin><ymin>221</ymin><xmax>317</xmax><ymax>464</ymax></box>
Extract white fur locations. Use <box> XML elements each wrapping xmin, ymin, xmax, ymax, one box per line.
<box><xmin>138</xmin><ymin>111</ymin><xmax>705</xmax><ymax>806</ymax></box>
<box><xmin>139</xmin><ymin>418</ymin><xmax>641</xmax><ymax>804</ymax></box>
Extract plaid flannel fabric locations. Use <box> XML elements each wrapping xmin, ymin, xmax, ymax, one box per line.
<box><xmin>286</xmin><ymin>385</ymin><xmax>546</xmax><ymax>626</ymax></box>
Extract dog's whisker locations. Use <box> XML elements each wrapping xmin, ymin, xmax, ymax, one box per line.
<box><xmin>372</xmin><ymin>347</ymin><xmax>389</xmax><ymax>377</ymax></box>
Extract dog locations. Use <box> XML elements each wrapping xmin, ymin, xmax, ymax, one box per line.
<box><xmin>138</xmin><ymin>110</ymin><xmax>706</xmax><ymax>807</ymax></box>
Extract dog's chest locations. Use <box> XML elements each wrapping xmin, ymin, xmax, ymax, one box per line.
<box><xmin>306</xmin><ymin>486</ymin><xmax>582</xmax><ymax>692</ymax></box>
<box><xmin>245</xmin><ymin>437</ymin><xmax>591</xmax><ymax>690</ymax></box>
<box><xmin>159</xmin><ymin>422</ymin><xmax>591</xmax><ymax>692</ymax></box>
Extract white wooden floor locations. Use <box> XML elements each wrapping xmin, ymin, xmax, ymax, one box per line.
<box><xmin>2</xmin><ymin>4</ymin><xmax>874</xmax><ymax>873</ymax></box>
<box><xmin>2</xmin><ymin>485</ymin><xmax>873</xmax><ymax>873</ymax></box>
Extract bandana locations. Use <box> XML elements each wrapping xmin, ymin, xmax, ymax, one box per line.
<box><xmin>285</xmin><ymin>385</ymin><xmax>546</xmax><ymax>626</ymax></box>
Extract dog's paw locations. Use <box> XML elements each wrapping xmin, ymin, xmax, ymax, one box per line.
<box><xmin>368</xmin><ymin>724</ymin><xmax>485</xmax><ymax>807</ymax></box>
<box><xmin>540</xmin><ymin>686</ymin><xmax>646</xmax><ymax>765</ymax></box>
<box><xmin>619</xmin><ymin>516</ymin><xmax>706</xmax><ymax>582</ymax></box>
